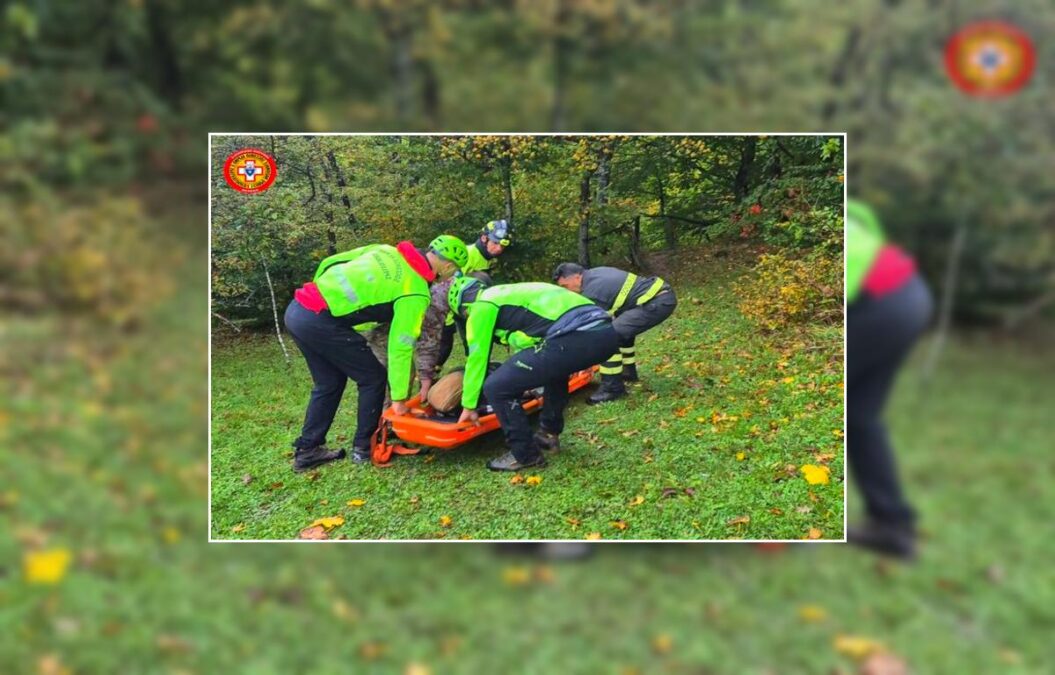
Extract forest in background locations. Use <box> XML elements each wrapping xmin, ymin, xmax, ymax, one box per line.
<box><xmin>210</xmin><ymin>134</ymin><xmax>843</xmax><ymax>326</ymax></box>
<box><xmin>2</xmin><ymin>0</ymin><xmax>1052</xmax><ymax>330</ymax></box>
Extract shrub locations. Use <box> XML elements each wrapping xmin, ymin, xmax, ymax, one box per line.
<box><xmin>735</xmin><ymin>250</ymin><xmax>842</xmax><ymax>331</ymax></box>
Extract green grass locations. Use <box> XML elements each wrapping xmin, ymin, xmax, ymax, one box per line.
<box><xmin>4</xmin><ymin>217</ymin><xmax>1054</xmax><ymax>672</ymax></box>
<box><xmin>210</xmin><ymin>246</ymin><xmax>845</xmax><ymax>540</ymax></box>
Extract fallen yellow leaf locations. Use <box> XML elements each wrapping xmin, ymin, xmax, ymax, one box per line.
<box><xmin>735</xmin><ymin>452</ymin><xmax>746</xmax><ymax>461</ymax></box>
<box><xmin>629</xmin><ymin>495</ymin><xmax>645</xmax><ymax>506</ymax></box>
<box><xmin>833</xmin><ymin>634</ymin><xmax>885</xmax><ymax>661</ymax></box>
<box><xmin>797</xmin><ymin>605</ymin><xmax>827</xmax><ymax>623</ymax></box>
<box><xmin>611</xmin><ymin>520</ymin><xmax>628</xmax><ymax>531</ymax></box>
<box><xmin>525</xmin><ymin>475</ymin><xmax>542</xmax><ymax>486</ymax></box>
<box><xmin>800</xmin><ymin>464</ymin><xmax>831</xmax><ymax>485</ymax></box>
<box><xmin>727</xmin><ymin>515</ymin><xmax>750</xmax><ymax>526</ymax></box>
<box><xmin>404</xmin><ymin>664</ymin><xmax>431</xmax><ymax>675</ymax></box>
<box><xmin>161</xmin><ymin>526</ymin><xmax>181</xmax><ymax>544</ymax></box>
<box><xmin>309</xmin><ymin>516</ymin><xmax>345</xmax><ymax>530</ymax></box>
<box><xmin>359</xmin><ymin>641</ymin><xmax>388</xmax><ymax>660</ymax></box>
<box><xmin>502</xmin><ymin>566</ymin><xmax>531</xmax><ymax>586</ymax></box>
<box><xmin>509</xmin><ymin>474</ymin><xmax>524</xmax><ymax>485</ymax></box>
<box><xmin>347</xmin><ymin>499</ymin><xmax>366</xmax><ymax>507</ymax></box>
<box><xmin>651</xmin><ymin>633</ymin><xmax>673</xmax><ymax>655</ymax></box>
<box><xmin>24</xmin><ymin>548</ymin><xmax>72</xmax><ymax>585</ymax></box>
<box><xmin>231</xmin><ymin>523</ymin><xmax>245</xmax><ymax>533</ymax></box>
<box><xmin>332</xmin><ymin>598</ymin><xmax>359</xmax><ymax>622</ymax></box>
<box><xmin>37</xmin><ymin>654</ymin><xmax>71</xmax><ymax>675</ymax></box>
<box><xmin>585</xmin><ymin>532</ymin><xmax>602</xmax><ymax>540</ymax></box>
<box><xmin>534</xmin><ymin>565</ymin><xmax>556</xmax><ymax>583</ymax></box>
<box><xmin>806</xmin><ymin>527</ymin><xmax>823</xmax><ymax>539</ymax></box>
<box><xmin>439</xmin><ymin>515</ymin><xmax>453</xmax><ymax>528</ymax></box>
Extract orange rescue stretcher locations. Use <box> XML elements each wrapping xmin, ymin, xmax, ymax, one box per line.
<box><xmin>370</xmin><ymin>367</ymin><xmax>598</xmax><ymax>466</ymax></box>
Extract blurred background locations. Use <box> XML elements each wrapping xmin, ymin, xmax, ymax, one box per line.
<box><xmin>2</xmin><ymin>0</ymin><xmax>1052</xmax><ymax>672</ymax></box>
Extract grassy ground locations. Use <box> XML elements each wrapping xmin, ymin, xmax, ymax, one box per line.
<box><xmin>4</xmin><ymin>209</ymin><xmax>1054</xmax><ymax>671</ymax></box>
<box><xmin>210</xmin><ymin>246</ymin><xmax>844</xmax><ymax>540</ymax></box>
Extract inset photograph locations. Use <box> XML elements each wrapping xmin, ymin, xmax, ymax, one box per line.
<box><xmin>209</xmin><ymin>133</ymin><xmax>845</xmax><ymax>541</ymax></box>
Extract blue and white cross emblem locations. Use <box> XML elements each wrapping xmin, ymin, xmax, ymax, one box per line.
<box><xmin>237</xmin><ymin>160</ymin><xmax>262</xmax><ymax>183</ymax></box>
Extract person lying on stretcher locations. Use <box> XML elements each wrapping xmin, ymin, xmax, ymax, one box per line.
<box><xmin>424</xmin><ymin>362</ymin><xmax>547</xmax><ymax>418</ymax></box>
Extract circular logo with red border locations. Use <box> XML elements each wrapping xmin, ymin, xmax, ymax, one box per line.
<box><xmin>223</xmin><ymin>148</ymin><xmax>277</xmax><ymax>193</ymax></box>
<box><xmin>945</xmin><ymin>21</ymin><xmax>1036</xmax><ymax>98</ymax></box>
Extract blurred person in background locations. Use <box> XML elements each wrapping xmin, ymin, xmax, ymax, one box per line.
<box><xmin>437</xmin><ymin>220</ymin><xmax>512</xmax><ymax>368</ymax></box>
<box><xmin>846</xmin><ymin>199</ymin><xmax>933</xmax><ymax>560</ymax></box>
<box><xmin>283</xmin><ymin>236</ymin><xmax>467</xmax><ymax>471</ymax></box>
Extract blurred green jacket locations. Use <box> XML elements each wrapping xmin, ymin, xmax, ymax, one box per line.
<box><xmin>846</xmin><ymin>199</ymin><xmax>885</xmax><ymax>303</ymax></box>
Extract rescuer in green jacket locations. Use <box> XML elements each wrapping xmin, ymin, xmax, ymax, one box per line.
<box><xmin>437</xmin><ymin>219</ymin><xmax>512</xmax><ymax>369</ymax></box>
<box><xmin>553</xmin><ymin>263</ymin><xmax>677</xmax><ymax>403</ymax></box>
<box><xmin>283</xmin><ymin>235</ymin><xmax>468</xmax><ymax>472</ymax></box>
<box><xmin>449</xmin><ymin>278</ymin><xmax>621</xmax><ymax>471</ymax></box>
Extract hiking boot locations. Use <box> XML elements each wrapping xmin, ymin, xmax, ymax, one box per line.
<box><xmin>292</xmin><ymin>446</ymin><xmax>346</xmax><ymax>472</ymax></box>
<box><xmin>349</xmin><ymin>447</ymin><xmax>372</xmax><ymax>464</ymax></box>
<box><xmin>487</xmin><ymin>450</ymin><xmax>547</xmax><ymax>472</ymax></box>
<box><xmin>533</xmin><ymin>429</ymin><xmax>561</xmax><ymax>454</ymax></box>
<box><xmin>847</xmin><ymin>519</ymin><xmax>917</xmax><ymax>561</ymax></box>
<box><xmin>622</xmin><ymin>364</ymin><xmax>639</xmax><ymax>382</ymax></box>
<box><xmin>587</xmin><ymin>385</ymin><xmax>627</xmax><ymax>405</ymax></box>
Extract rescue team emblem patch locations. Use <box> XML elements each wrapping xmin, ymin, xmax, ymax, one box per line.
<box><xmin>223</xmin><ymin>148</ymin><xmax>277</xmax><ymax>193</ymax></box>
<box><xmin>944</xmin><ymin>21</ymin><xmax>1035</xmax><ymax>98</ymax></box>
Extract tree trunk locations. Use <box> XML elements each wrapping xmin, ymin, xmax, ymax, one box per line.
<box><xmin>325</xmin><ymin>149</ymin><xmax>357</xmax><ymax>228</ymax></box>
<box><xmin>923</xmin><ymin>220</ymin><xmax>967</xmax><ymax>380</ymax></box>
<box><xmin>658</xmin><ymin>181</ymin><xmax>676</xmax><ymax>250</ymax></box>
<box><xmin>578</xmin><ymin>172</ymin><xmax>591</xmax><ymax>267</ymax></box>
<box><xmin>418</xmin><ymin>58</ymin><xmax>441</xmax><ymax>130</ymax></box>
<box><xmin>820</xmin><ymin>25</ymin><xmax>862</xmax><ymax>124</ymax></box>
<box><xmin>312</xmin><ymin>140</ymin><xmax>338</xmax><ymax>255</ymax></box>
<box><xmin>596</xmin><ymin>146</ymin><xmax>611</xmax><ymax>208</ymax></box>
<box><xmin>550</xmin><ymin>0</ymin><xmax>570</xmax><ymax>131</ymax></box>
<box><xmin>378</xmin><ymin>11</ymin><xmax>415</xmax><ymax>127</ymax></box>
<box><xmin>501</xmin><ymin>155</ymin><xmax>514</xmax><ymax>227</ymax></box>
<box><xmin>733</xmin><ymin>137</ymin><xmax>757</xmax><ymax>201</ymax></box>
<box><xmin>629</xmin><ymin>215</ymin><xmax>643</xmax><ymax>268</ymax></box>
<box><xmin>261</xmin><ymin>255</ymin><xmax>291</xmax><ymax>367</ymax></box>
<box><xmin>144</xmin><ymin>0</ymin><xmax>183</xmax><ymax>110</ymax></box>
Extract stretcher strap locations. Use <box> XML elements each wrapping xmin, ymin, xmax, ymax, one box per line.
<box><xmin>370</xmin><ymin>420</ymin><xmax>420</xmax><ymax>467</ymax></box>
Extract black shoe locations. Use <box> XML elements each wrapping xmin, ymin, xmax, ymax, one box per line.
<box><xmin>349</xmin><ymin>447</ymin><xmax>371</xmax><ymax>464</ymax></box>
<box><xmin>533</xmin><ymin>429</ymin><xmax>561</xmax><ymax>454</ymax></box>
<box><xmin>622</xmin><ymin>364</ymin><xmax>639</xmax><ymax>382</ymax></box>
<box><xmin>587</xmin><ymin>387</ymin><xmax>627</xmax><ymax>405</ymax></box>
<box><xmin>487</xmin><ymin>450</ymin><xmax>547</xmax><ymax>472</ymax></box>
<box><xmin>847</xmin><ymin>520</ymin><xmax>917</xmax><ymax>561</ymax></box>
<box><xmin>292</xmin><ymin>446</ymin><xmax>346</xmax><ymax>472</ymax></box>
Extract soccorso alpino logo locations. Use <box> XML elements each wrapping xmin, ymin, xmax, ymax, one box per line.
<box><xmin>223</xmin><ymin>148</ymin><xmax>277</xmax><ymax>194</ymax></box>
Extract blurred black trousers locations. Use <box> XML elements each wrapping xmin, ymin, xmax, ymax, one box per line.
<box><xmin>847</xmin><ymin>275</ymin><xmax>933</xmax><ymax>526</ymax></box>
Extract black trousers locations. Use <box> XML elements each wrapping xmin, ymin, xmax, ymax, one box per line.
<box><xmin>284</xmin><ymin>300</ymin><xmax>387</xmax><ymax>450</ymax></box>
<box><xmin>483</xmin><ymin>325</ymin><xmax>622</xmax><ymax>462</ymax></box>
<box><xmin>847</xmin><ymin>275</ymin><xmax>932</xmax><ymax>527</ymax></box>
<box><xmin>611</xmin><ymin>288</ymin><xmax>677</xmax><ymax>345</ymax></box>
